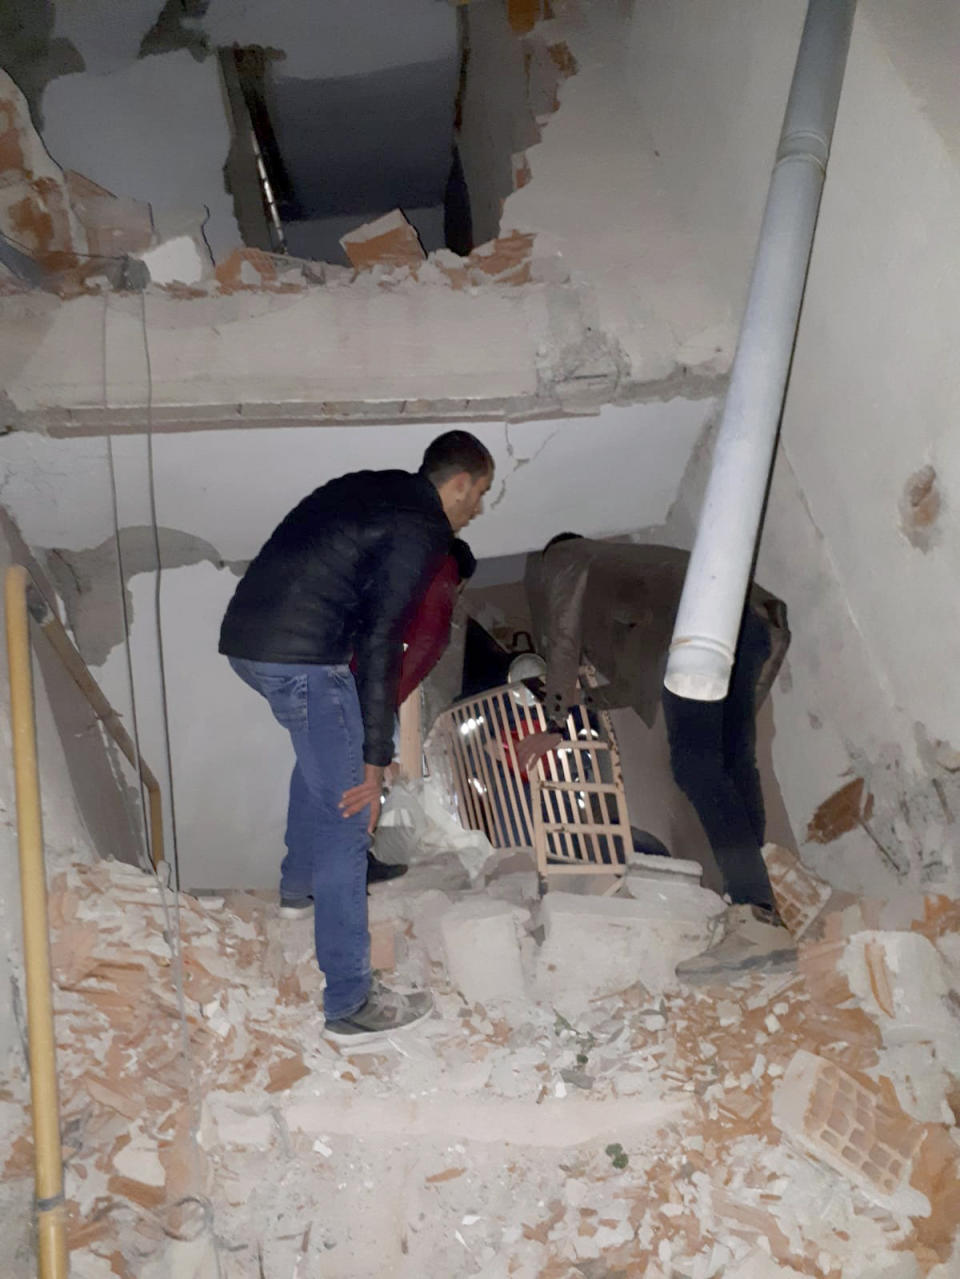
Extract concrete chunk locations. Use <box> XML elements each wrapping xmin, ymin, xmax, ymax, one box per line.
<box><xmin>441</xmin><ymin>898</ymin><xmax>530</xmax><ymax>1006</ymax></box>
<box><xmin>537</xmin><ymin>887</ymin><xmax>724</xmax><ymax>1011</ymax></box>
<box><xmin>841</xmin><ymin>930</ymin><xmax>960</xmax><ymax>1054</ymax></box>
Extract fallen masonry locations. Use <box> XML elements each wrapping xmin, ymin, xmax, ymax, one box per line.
<box><xmin>1</xmin><ymin>846</ymin><xmax>959</xmax><ymax>1278</ymax></box>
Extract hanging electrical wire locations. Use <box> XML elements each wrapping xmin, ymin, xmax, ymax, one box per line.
<box><xmin>102</xmin><ymin>293</ymin><xmax>154</xmax><ymax>879</ymax></box>
<box><xmin>101</xmin><ymin>285</ymin><xmax>225</xmax><ymax>1274</ymax></box>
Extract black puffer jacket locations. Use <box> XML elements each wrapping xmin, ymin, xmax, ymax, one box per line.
<box><xmin>220</xmin><ymin>470</ymin><xmax>451</xmax><ymax>766</ymax></box>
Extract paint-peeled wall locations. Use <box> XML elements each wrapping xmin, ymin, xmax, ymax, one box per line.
<box><xmin>628</xmin><ymin>0</ymin><xmax>960</xmax><ymax>892</ymax></box>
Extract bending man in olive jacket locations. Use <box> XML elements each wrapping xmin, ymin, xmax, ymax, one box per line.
<box><xmin>522</xmin><ymin>534</ymin><xmax>795</xmax><ymax>980</ymax></box>
<box><xmin>220</xmin><ymin>431</ymin><xmax>493</xmax><ymax>1040</ymax></box>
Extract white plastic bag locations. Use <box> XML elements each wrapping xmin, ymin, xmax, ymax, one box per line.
<box><xmin>374</xmin><ymin>777</ymin><xmax>495</xmax><ymax>882</ymax></box>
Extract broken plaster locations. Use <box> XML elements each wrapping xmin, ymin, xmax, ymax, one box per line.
<box><xmin>46</xmin><ymin>525</ymin><xmax>244</xmax><ymax>666</ymax></box>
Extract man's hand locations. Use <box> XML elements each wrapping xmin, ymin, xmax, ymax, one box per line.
<box><xmin>340</xmin><ymin>764</ymin><xmax>384</xmax><ymax>834</ymax></box>
<box><xmin>514</xmin><ymin>730</ymin><xmax>562</xmax><ymax>775</ymax></box>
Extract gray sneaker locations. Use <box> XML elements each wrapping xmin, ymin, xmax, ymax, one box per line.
<box><xmin>676</xmin><ymin>904</ymin><xmax>797</xmax><ymax>983</ymax></box>
<box><xmin>278</xmin><ymin>894</ymin><xmax>313</xmax><ymax>919</ymax></box>
<box><xmin>324</xmin><ymin>983</ymin><xmax>433</xmax><ymax>1044</ymax></box>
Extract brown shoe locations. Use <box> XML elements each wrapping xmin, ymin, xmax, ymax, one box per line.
<box><xmin>676</xmin><ymin>904</ymin><xmax>797</xmax><ymax>982</ymax></box>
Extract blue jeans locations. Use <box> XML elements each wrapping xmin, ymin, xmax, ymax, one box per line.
<box><xmin>229</xmin><ymin>659</ymin><xmax>371</xmax><ymax>1020</ymax></box>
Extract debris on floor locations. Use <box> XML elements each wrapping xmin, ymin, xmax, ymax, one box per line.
<box><xmin>2</xmin><ymin>846</ymin><xmax>959</xmax><ymax>1278</ymax></box>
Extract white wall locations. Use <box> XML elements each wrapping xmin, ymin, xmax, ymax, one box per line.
<box><xmin>457</xmin><ymin>0</ymin><xmax>534</xmax><ymax>247</ymax></box>
<box><xmin>766</xmin><ymin>8</ymin><xmax>960</xmax><ymax>891</ymax></box>
<box><xmin>0</xmin><ymin>403</ymin><xmax>713</xmax><ymax>562</ymax></box>
<box><xmin>628</xmin><ymin>0</ymin><xmax>960</xmax><ymax>891</ymax></box>
<box><xmin>501</xmin><ymin>4</ymin><xmax>737</xmax><ymax>385</ymax></box>
<box><xmin>625</xmin><ymin>0</ymin><xmax>802</xmax><ymax>324</ymax></box>
<box><xmin>0</xmin><ymin>403</ymin><xmax>712</xmax><ymax>888</ymax></box>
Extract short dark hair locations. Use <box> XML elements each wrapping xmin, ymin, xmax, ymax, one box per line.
<box><xmin>544</xmin><ymin>531</ymin><xmax>582</xmax><ymax>553</ymax></box>
<box><xmin>420</xmin><ymin>431</ymin><xmax>494</xmax><ymax>485</ymax></box>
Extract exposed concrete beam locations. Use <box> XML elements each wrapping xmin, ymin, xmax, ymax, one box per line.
<box><xmin>0</xmin><ymin>287</ymin><xmax>727</xmax><ymax>436</ymax></box>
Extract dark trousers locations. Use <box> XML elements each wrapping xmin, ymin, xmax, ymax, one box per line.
<box><xmin>662</xmin><ymin>609</ymin><xmax>776</xmax><ymax>909</ymax></box>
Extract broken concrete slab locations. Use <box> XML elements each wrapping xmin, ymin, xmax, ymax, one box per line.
<box><xmin>340</xmin><ymin>209</ymin><xmax>426</xmax><ymax>272</ymax></box>
<box><xmin>877</xmin><ymin>1041</ymin><xmax>956</xmax><ymax>1124</ymax></box>
<box><xmin>537</xmin><ymin>886</ymin><xmax>725</xmax><ymax>1011</ymax></box>
<box><xmin>840</xmin><ymin>929</ymin><xmax>960</xmax><ymax>1055</ymax></box>
<box><xmin>285</xmin><ymin>1094</ymin><xmax>688</xmax><ymax>1148</ymax></box>
<box><xmin>626</xmin><ymin>852</ymin><xmax>703</xmax><ymax>884</ymax></box>
<box><xmin>440</xmin><ymin>898</ymin><xmax>531</xmax><ymax>1007</ymax></box>
<box><xmin>207</xmin><ymin>1100</ymin><xmax>274</xmax><ymax>1151</ymax></box>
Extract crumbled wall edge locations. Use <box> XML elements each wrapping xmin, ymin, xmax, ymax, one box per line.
<box><xmin>8</xmin><ymin>367</ymin><xmax>728</xmax><ymax>437</ymax></box>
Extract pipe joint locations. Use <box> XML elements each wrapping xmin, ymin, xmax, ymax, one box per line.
<box><xmin>664</xmin><ymin>636</ymin><xmax>734</xmax><ymax>702</ymax></box>
<box><xmin>777</xmin><ymin>127</ymin><xmax>830</xmax><ymax>169</ymax></box>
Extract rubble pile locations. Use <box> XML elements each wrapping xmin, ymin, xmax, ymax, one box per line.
<box><xmin>0</xmin><ymin>848</ymin><xmax>958</xmax><ymax>1278</ymax></box>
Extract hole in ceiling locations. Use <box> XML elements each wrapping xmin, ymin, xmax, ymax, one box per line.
<box><xmin>219</xmin><ymin>11</ymin><xmax>475</xmax><ymax>266</ymax></box>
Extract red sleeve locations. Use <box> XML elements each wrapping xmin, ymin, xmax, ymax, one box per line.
<box><xmin>397</xmin><ymin>556</ymin><xmax>459</xmax><ymax>706</ymax></box>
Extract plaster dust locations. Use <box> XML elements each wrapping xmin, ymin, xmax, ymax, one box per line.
<box><xmin>2</xmin><ymin>843</ymin><xmax>958</xmax><ymax>1279</ymax></box>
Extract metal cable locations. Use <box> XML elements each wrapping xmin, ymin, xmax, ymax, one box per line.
<box><xmin>103</xmin><ymin>288</ymin><xmax>224</xmax><ymax>1274</ymax></box>
<box><xmin>101</xmin><ymin>293</ymin><xmax>153</xmax><ymax>877</ymax></box>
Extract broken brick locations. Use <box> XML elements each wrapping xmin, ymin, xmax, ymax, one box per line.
<box><xmin>772</xmin><ymin>1049</ymin><xmax>930</xmax><ymax>1217</ymax></box>
<box><xmin>425</xmin><ymin>1167</ymin><xmax>466</xmax><ymax>1184</ymax></box>
<box><xmin>762</xmin><ymin>843</ymin><xmax>834</xmax><ymax>939</ymax></box>
<box><xmin>215</xmin><ymin>246</ymin><xmax>288</xmax><ymax>292</ymax></box>
<box><xmin>340</xmin><ymin>210</ymin><xmax>426</xmax><ymax>272</ymax></box>
<box><xmin>265</xmin><ymin>1053</ymin><xmax>310</xmax><ymax>1094</ymax></box>
<box><xmin>465</xmin><ymin>231</ymin><xmax>535</xmax><ymax>285</ymax></box>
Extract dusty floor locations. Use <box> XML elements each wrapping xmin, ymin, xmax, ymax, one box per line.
<box><xmin>2</xmin><ymin>847</ymin><xmax>960</xmax><ymax>1279</ymax></box>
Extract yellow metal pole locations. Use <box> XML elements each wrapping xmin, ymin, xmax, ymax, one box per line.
<box><xmin>5</xmin><ymin>565</ymin><xmax>69</xmax><ymax>1278</ymax></box>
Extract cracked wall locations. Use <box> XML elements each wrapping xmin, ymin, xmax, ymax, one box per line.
<box><xmin>0</xmin><ymin>1</ymin><xmax>732</xmax><ymax>430</ymax></box>
<box><xmin>2</xmin><ymin>0</ymin><xmax>958</xmax><ymax>899</ymax></box>
<box><xmin>46</xmin><ymin>526</ymin><xmax>244</xmax><ymax>667</ymax></box>
<box><xmin>0</xmin><ymin>404</ymin><xmax>712</xmax><ymax>888</ymax></box>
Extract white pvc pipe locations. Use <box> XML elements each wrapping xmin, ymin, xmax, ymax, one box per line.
<box><xmin>664</xmin><ymin>0</ymin><xmax>857</xmax><ymax>701</ymax></box>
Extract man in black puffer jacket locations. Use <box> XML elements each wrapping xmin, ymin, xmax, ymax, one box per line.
<box><xmin>220</xmin><ymin>431</ymin><xmax>493</xmax><ymax>1042</ymax></box>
